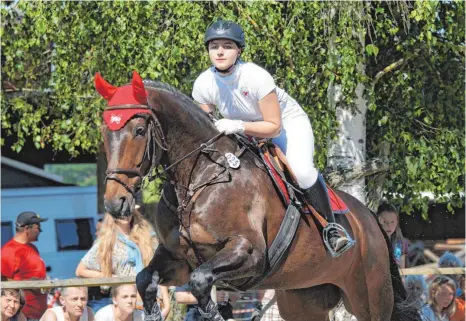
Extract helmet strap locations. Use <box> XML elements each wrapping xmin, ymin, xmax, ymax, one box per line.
<box><xmin>215</xmin><ymin>63</ymin><xmax>236</xmax><ymax>74</ymax></box>
<box><xmin>214</xmin><ymin>52</ymin><xmax>241</xmax><ymax>75</ymax></box>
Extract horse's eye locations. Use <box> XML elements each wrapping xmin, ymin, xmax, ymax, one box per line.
<box><xmin>135</xmin><ymin>126</ymin><xmax>146</xmax><ymax>136</ymax></box>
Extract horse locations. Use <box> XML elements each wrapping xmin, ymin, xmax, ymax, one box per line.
<box><xmin>97</xmin><ymin>71</ymin><xmax>420</xmax><ymax>321</ymax></box>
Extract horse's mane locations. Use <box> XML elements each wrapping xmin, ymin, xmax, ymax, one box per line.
<box><xmin>143</xmin><ymin>80</ymin><xmax>213</xmax><ymax>130</ymax></box>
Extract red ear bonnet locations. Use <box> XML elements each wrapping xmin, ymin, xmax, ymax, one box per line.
<box><xmin>132</xmin><ymin>71</ymin><xmax>148</xmax><ymax>105</ymax></box>
<box><xmin>95</xmin><ymin>72</ymin><xmax>117</xmax><ymax>101</ymax></box>
<box><xmin>95</xmin><ymin>71</ymin><xmax>148</xmax><ymax>107</ymax></box>
<box><xmin>98</xmin><ymin>71</ymin><xmax>151</xmax><ymax>130</ymax></box>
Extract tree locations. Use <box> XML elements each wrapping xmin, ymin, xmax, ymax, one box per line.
<box><xmin>2</xmin><ymin>1</ymin><xmax>464</xmax><ymax>217</ymax></box>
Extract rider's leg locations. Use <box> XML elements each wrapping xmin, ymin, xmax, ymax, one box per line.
<box><xmin>302</xmin><ymin>173</ymin><xmax>351</xmax><ymax>253</ymax></box>
<box><xmin>272</xmin><ymin>115</ymin><xmax>352</xmax><ymax>254</ymax></box>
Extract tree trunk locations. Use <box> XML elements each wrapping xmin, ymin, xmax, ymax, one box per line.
<box><xmin>327</xmin><ymin>81</ymin><xmax>368</xmax><ymax>204</ymax></box>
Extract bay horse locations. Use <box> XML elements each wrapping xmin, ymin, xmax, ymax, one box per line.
<box><xmin>97</xmin><ymin>71</ymin><xmax>419</xmax><ymax>321</ymax></box>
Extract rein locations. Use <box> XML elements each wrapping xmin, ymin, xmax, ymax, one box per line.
<box><xmin>104</xmin><ymin>104</ymin><xmax>226</xmax><ymax>199</ymax></box>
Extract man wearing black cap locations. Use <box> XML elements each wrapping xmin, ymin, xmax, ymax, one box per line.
<box><xmin>1</xmin><ymin>211</ymin><xmax>48</xmax><ymax>321</ymax></box>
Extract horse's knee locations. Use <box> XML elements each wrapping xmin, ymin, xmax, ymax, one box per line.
<box><xmin>136</xmin><ymin>268</ymin><xmax>159</xmax><ymax>298</ymax></box>
<box><xmin>189</xmin><ymin>267</ymin><xmax>214</xmax><ymax>297</ymax></box>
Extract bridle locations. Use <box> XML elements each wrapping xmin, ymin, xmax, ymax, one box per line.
<box><xmin>103</xmin><ymin>104</ymin><xmax>168</xmax><ymax>199</ymax></box>
<box><xmin>103</xmin><ymin>103</ymin><xmax>225</xmax><ymax>200</ymax></box>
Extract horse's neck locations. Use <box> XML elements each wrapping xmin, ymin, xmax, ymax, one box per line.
<box><xmin>164</xmin><ymin>134</ymin><xmax>237</xmax><ymax>191</ymax></box>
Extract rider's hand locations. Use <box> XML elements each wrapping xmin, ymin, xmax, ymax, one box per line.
<box><xmin>214</xmin><ymin>119</ymin><xmax>245</xmax><ymax>135</ymax></box>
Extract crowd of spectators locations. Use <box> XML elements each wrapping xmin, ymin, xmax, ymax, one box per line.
<box><xmin>1</xmin><ymin>207</ymin><xmax>464</xmax><ymax>321</ymax></box>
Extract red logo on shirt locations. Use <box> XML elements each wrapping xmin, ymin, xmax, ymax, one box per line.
<box><xmin>240</xmin><ymin>87</ymin><xmax>250</xmax><ymax>98</ymax></box>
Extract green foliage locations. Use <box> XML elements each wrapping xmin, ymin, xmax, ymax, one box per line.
<box><xmin>2</xmin><ymin>1</ymin><xmax>464</xmax><ymax>216</ymax></box>
<box><xmin>365</xmin><ymin>0</ymin><xmax>465</xmax><ymax>214</ymax></box>
<box><xmin>45</xmin><ymin>163</ymin><xmax>97</xmax><ymax>186</ymax></box>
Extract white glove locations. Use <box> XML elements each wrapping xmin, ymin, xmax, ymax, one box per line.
<box><xmin>214</xmin><ymin>119</ymin><xmax>245</xmax><ymax>135</ymax></box>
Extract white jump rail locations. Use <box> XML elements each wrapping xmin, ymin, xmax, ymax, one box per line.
<box><xmin>2</xmin><ymin>267</ymin><xmax>465</xmax><ymax>290</ymax></box>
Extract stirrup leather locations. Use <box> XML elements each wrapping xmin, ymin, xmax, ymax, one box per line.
<box><xmin>323</xmin><ymin>223</ymin><xmax>355</xmax><ymax>258</ymax></box>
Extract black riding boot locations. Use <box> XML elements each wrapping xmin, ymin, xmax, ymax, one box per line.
<box><xmin>303</xmin><ymin>174</ymin><xmax>353</xmax><ymax>256</ymax></box>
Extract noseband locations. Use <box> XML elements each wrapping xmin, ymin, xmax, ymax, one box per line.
<box><xmin>104</xmin><ymin>104</ymin><xmax>168</xmax><ymax>198</ymax></box>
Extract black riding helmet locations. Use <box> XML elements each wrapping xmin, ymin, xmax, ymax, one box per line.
<box><xmin>204</xmin><ymin>20</ymin><xmax>245</xmax><ymax>49</ymax></box>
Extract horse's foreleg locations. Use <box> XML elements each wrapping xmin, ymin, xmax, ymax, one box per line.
<box><xmin>190</xmin><ymin>236</ymin><xmax>262</xmax><ymax>321</ymax></box>
<box><xmin>136</xmin><ymin>245</ymin><xmax>190</xmax><ymax>320</ymax></box>
<box><xmin>136</xmin><ymin>263</ymin><xmax>162</xmax><ymax>320</ymax></box>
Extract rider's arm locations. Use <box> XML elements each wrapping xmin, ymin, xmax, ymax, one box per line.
<box><xmin>242</xmin><ymin>90</ymin><xmax>281</xmax><ymax>138</ymax></box>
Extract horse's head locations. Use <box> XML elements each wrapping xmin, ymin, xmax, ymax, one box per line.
<box><xmin>96</xmin><ymin>71</ymin><xmax>167</xmax><ymax>218</ymax></box>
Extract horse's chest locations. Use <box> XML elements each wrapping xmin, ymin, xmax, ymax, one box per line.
<box><xmin>172</xmin><ymin>224</ymin><xmax>220</xmax><ymax>267</ymax></box>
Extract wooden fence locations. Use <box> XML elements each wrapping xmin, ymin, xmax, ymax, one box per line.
<box><xmin>2</xmin><ymin>267</ymin><xmax>464</xmax><ymax>290</ymax></box>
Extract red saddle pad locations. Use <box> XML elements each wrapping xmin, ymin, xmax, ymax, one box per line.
<box><xmin>263</xmin><ymin>154</ymin><xmax>349</xmax><ymax>214</ymax></box>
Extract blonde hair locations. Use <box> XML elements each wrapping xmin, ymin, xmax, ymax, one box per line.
<box><xmin>97</xmin><ymin>210</ymin><xmax>158</xmax><ymax>277</ymax></box>
<box><xmin>110</xmin><ymin>284</ymin><xmax>137</xmax><ymax>298</ymax></box>
<box><xmin>428</xmin><ymin>276</ymin><xmax>457</xmax><ymax>318</ymax></box>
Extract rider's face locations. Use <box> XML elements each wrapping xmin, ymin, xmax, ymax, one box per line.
<box><xmin>208</xmin><ymin>39</ymin><xmax>241</xmax><ymax>71</ymax></box>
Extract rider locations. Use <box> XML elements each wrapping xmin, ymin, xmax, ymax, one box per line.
<box><xmin>192</xmin><ymin>19</ymin><xmax>353</xmax><ymax>256</ymax></box>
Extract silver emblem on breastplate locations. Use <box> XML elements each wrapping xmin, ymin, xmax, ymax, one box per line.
<box><xmin>225</xmin><ymin>152</ymin><xmax>240</xmax><ymax>169</ymax></box>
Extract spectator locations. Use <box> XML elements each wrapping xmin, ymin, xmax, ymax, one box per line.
<box><xmin>1</xmin><ymin>288</ymin><xmax>27</xmax><ymax>321</ymax></box>
<box><xmin>421</xmin><ymin>276</ymin><xmax>457</xmax><ymax>321</ymax></box>
<box><xmin>94</xmin><ymin>285</ymin><xmax>143</xmax><ymax>321</ymax></box>
<box><xmin>438</xmin><ymin>253</ymin><xmax>465</xmax><ymax>321</ymax></box>
<box><xmin>1</xmin><ymin>211</ymin><xmax>48</xmax><ymax>321</ymax></box>
<box><xmin>376</xmin><ymin>204</ymin><xmax>408</xmax><ymax>268</ymax></box>
<box><xmin>75</xmin><ymin>211</ymin><xmax>170</xmax><ymax>318</ymax></box>
<box><xmin>258</xmin><ymin>290</ymin><xmax>283</xmax><ymax>321</ymax></box>
<box><xmin>405</xmin><ymin>275</ymin><xmax>428</xmax><ymax>310</ymax></box>
<box><xmin>87</xmin><ymin>218</ymin><xmax>109</xmax><ymax>312</ymax></box>
<box><xmin>451</xmin><ymin>275</ymin><xmax>465</xmax><ymax>321</ymax></box>
<box><xmin>174</xmin><ymin>286</ymin><xmax>234</xmax><ymax>321</ymax></box>
<box><xmin>95</xmin><ymin>218</ymin><xmax>103</xmax><ymax>238</ymax></box>
<box><xmin>174</xmin><ymin>285</ymin><xmax>201</xmax><ymax>321</ymax></box>
<box><xmin>40</xmin><ymin>287</ymin><xmax>94</xmax><ymax>321</ymax></box>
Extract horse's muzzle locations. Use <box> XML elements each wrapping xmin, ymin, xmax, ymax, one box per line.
<box><xmin>104</xmin><ymin>196</ymin><xmax>134</xmax><ymax>218</ymax></box>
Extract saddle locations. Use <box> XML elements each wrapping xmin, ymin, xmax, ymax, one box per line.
<box><xmin>257</xmin><ymin>141</ymin><xmax>349</xmax><ymax>217</ymax></box>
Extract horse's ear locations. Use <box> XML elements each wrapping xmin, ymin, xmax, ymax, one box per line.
<box><xmin>95</xmin><ymin>73</ymin><xmax>117</xmax><ymax>101</ymax></box>
<box><xmin>132</xmin><ymin>71</ymin><xmax>147</xmax><ymax>105</ymax></box>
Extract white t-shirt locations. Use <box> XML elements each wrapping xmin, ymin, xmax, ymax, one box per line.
<box><xmin>94</xmin><ymin>305</ymin><xmax>144</xmax><ymax>321</ymax></box>
<box><xmin>192</xmin><ymin>61</ymin><xmax>307</xmax><ymax>122</ymax></box>
<box><xmin>41</xmin><ymin>306</ymin><xmax>90</xmax><ymax>321</ymax></box>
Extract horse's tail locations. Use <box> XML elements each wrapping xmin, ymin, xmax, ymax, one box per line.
<box><xmin>372</xmin><ymin>213</ymin><xmax>422</xmax><ymax>321</ymax></box>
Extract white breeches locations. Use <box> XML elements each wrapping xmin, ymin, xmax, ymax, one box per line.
<box><xmin>272</xmin><ymin>115</ymin><xmax>318</xmax><ymax>189</ymax></box>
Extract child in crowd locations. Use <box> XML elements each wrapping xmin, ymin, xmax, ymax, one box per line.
<box><xmin>421</xmin><ymin>276</ymin><xmax>457</xmax><ymax>321</ymax></box>
<box><xmin>405</xmin><ymin>275</ymin><xmax>428</xmax><ymax>310</ymax></box>
<box><xmin>438</xmin><ymin>253</ymin><xmax>465</xmax><ymax>321</ymax></box>
<box><xmin>40</xmin><ymin>287</ymin><xmax>94</xmax><ymax>321</ymax></box>
<box><xmin>376</xmin><ymin>203</ymin><xmax>409</xmax><ymax>268</ymax></box>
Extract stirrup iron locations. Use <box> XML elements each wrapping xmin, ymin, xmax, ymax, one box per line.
<box><xmin>323</xmin><ymin>223</ymin><xmax>355</xmax><ymax>258</ymax></box>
